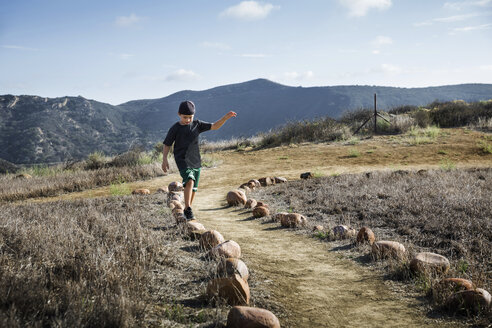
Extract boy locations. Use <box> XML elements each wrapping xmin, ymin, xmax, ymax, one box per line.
<box><xmin>162</xmin><ymin>100</ymin><xmax>236</xmax><ymax>220</ymax></box>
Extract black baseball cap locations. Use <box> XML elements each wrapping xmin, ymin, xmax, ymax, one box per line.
<box><xmin>178</xmin><ymin>100</ymin><xmax>195</xmax><ymax>115</ymax></box>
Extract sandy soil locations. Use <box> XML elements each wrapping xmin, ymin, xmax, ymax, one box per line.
<box><xmin>36</xmin><ymin>128</ymin><xmax>491</xmax><ymax>327</ymax></box>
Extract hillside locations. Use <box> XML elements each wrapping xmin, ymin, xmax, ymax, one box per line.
<box><xmin>1</xmin><ymin>79</ymin><xmax>492</xmax><ymax>164</ymax></box>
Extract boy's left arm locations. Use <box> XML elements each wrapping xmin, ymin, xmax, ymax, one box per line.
<box><xmin>211</xmin><ymin>111</ymin><xmax>237</xmax><ymax>130</ymax></box>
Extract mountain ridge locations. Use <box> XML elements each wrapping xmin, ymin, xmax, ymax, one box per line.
<box><xmin>1</xmin><ymin>79</ymin><xmax>492</xmax><ymax>164</ymax></box>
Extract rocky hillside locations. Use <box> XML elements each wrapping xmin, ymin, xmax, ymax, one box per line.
<box><xmin>2</xmin><ymin>79</ymin><xmax>492</xmax><ymax>164</ymax></box>
<box><xmin>0</xmin><ymin>95</ymin><xmax>141</xmax><ymax>164</ymax></box>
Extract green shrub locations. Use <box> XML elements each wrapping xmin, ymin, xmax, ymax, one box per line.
<box><xmin>85</xmin><ymin>151</ymin><xmax>107</xmax><ymax>170</ymax></box>
<box><xmin>412</xmin><ymin>109</ymin><xmax>432</xmax><ymax>128</ymax></box>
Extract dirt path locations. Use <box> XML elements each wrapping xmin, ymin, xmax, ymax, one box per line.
<box><xmin>36</xmin><ymin>129</ymin><xmax>490</xmax><ymax>327</ymax></box>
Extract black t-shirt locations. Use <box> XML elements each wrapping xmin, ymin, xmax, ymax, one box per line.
<box><xmin>163</xmin><ymin>120</ymin><xmax>212</xmax><ymax>170</ymax></box>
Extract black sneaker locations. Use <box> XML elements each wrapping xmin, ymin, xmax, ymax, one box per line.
<box><xmin>184</xmin><ymin>207</ymin><xmax>195</xmax><ymax>220</ymax></box>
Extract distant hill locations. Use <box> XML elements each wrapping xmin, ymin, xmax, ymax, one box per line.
<box><xmin>1</xmin><ymin>79</ymin><xmax>491</xmax><ymax>164</ymax></box>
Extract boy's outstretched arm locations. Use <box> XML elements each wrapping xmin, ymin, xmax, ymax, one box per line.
<box><xmin>211</xmin><ymin>111</ymin><xmax>237</xmax><ymax>130</ymax></box>
<box><xmin>161</xmin><ymin>144</ymin><xmax>171</xmax><ymax>173</ymax></box>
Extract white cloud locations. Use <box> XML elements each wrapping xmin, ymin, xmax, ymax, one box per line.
<box><xmin>452</xmin><ymin>23</ymin><xmax>492</xmax><ymax>31</ymax></box>
<box><xmin>2</xmin><ymin>44</ymin><xmax>39</xmax><ymax>51</ymax></box>
<box><xmin>240</xmin><ymin>53</ymin><xmax>268</xmax><ymax>58</ymax></box>
<box><xmin>372</xmin><ymin>50</ymin><xmax>380</xmax><ymax>55</ymax></box>
<box><xmin>380</xmin><ymin>64</ymin><xmax>402</xmax><ymax>74</ymax></box>
<box><xmin>339</xmin><ymin>0</ymin><xmax>392</xmax><ymax>17</ymax></box>
<box><xmin>444</xmin><ymin>0</ymin><xmax>492</xmax><ymax>11</ymax></box>
<box><xmin>414</xmin><ymin>12</ymin><xmax>489</xmax><ymax>27</ymax></box>
<box><xmin>434</xmin><ymin>13</ymin><xmax>482</xmax><ymax>22</ymax></box>
<box><xmin>480</xmin><ymin>64</ymin><xmax>492</xmax><ymax>70</ymax></box>
<box><xmin>372</xmin><ymin>35</ymin><xmax>393</xmax><ymax>46</ymax></box>
<box><xmin>283</xmin><ymin>71</ymin><xmax>314</xmax><ymax>80</ymax></box>
<box><xmin>119</xmin><ymin>53</ymin><xmax>134</xmax><ymax>60</ymax></box>
<box><xmin>115</xmin><ymin>13</ymin><xmax>144</xmax><ymax>27</ymax></box>
<box><xmin>165</xmin><ymin>69</ymin><xmax>200</xmax><ymax>82</ymax></box>
<box><xmin>220</xmin><ymin>1</ymin><xmax>279</xmax><ymax>20</ymax></box>
<box><xmin>201</xmin><ymin>42</ymin><xmax>231</xmax><ymax>51</ymax></box>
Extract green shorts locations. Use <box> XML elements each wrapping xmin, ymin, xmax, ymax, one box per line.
<box><xmin>179</xmin><ymin>168</ymin><xmax>201</xmax><ymax>192</ymax></box>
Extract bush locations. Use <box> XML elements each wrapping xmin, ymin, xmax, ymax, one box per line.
<box><xmin>109</xmin><ymin>149</ymin><xmax>141</xmax><ymax>168</ymax></box>
<box><xmin>429</xmin><ymin>100</ymin><xmax>492</xmax><ymax>127</ymax></box>
<box><xmin>412</xmin><ymin>109</ymin><xmax>432</xmax><ymax>128</ymax></box>
<box><xmin>258</xmin><ymin>117</ymin><xmax>350</xmax><ymax>148</ymax></box>
<box><xmin>0</xmin><ymin>158</ymin><xmax>19</xmax><ymax>174</ymax></box>
<box><xmin>85</xmin><ymin>151</ymin><xmax>107</xmax><ymax>170</ymax></box>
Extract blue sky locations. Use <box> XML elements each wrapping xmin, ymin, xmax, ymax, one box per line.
<box><xmin>1</xmin><ymin>0</ymin><xmax>491</xmax><ymax>104</ymax></box>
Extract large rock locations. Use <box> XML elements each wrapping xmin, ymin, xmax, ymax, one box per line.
<box><xmin>410</xmin><ymin>252</ymin><xmax>450</xmax><ymax>275</ymax></box>
<box><xmin>371</xmin><ymin>241</ymin><xmax>406</xmax><ymax>259</ymax></box>
<box><xmin>168</xmin><ymin>181</ymin><xmax>184</xmax><ymax>192</ymax></box>
<box><xmin>200</xmin><ymin>230</ymin><xmax>225</xmax><ymax>250</ymax></box>
<box><xmin>207</xmin><ymin>274</ymin><xmax>250</xmax><ymax>306</ymax></box>
<box><xmin>447</xmin><ymin>288</ymin><xmax>491</xmax><ymax>313</ymax></box>
<box><xmin>333</xmin><ymin>225</ymin><xmax>356</xmax><ymax>239</ymax></box>
<box><xmin>209</xmin><ymin>240</ymin><xmax>241</xmax><ymax>259</ymax></box>
<box><xmin>247</xmin><ymin>181</ymin><xmax>257</xmax><ymax>189</ymax></box>
<box><xmin>280</xmin><ymin>213</ymin><xmax>307</xmax><ymax>228</ymax></box>
<box><xmin>258</xmin><ymin>177</ymin><xmax>274</xmax><ymax>186</ymax></box>
<box><xmin>227</xmin><ymin>306</ymin><xmax>280</xmax><ymax>328</ymax></box>
<box><xmin>245</xmin><ymin>199</ymin><xmax>257</xmax><ymax>209</ymax></box>
<box><xmin>356</xmin><ymin>227</ymin><xmax>375</xmax><ymax>245</ymax></box>
<box><xmin>227</xmin><ymin>190</ymin><xmax>247</xmax><ymax>206</ymax></box>
<box><xmin>217</xmin><ymin>258</ymin><xmax>249</xmax><ymax>281</ymax></box>
<box><xmin>132</xmin><ymin>188</ymin><xmax>150</xmax><ymax>195</ymax></box>
<box><xmin>253</xmin><ymin>206</ymin><xmax>270</xmax><ymax>218</ymax></box>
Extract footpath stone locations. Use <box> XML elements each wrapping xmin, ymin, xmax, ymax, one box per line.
<box><xmin>15</xmin><ymin>173</ymin><xmax>32</xmax><ymax>179</ymax></box>
<box><xmin>248</xmin><ymin>179</ymin><xmax>261</xmax><ymax>188</ymax></box>
<box><xmin>356</xmin><ymin>227</ymin><xmax>376</xmax><ymax>245</ymax></box>
<box><xmin>274</xmin><ymin>177</ymin><xmax>287</xmax><ymax>183</ymax></box>
<box><xmin>313</xmin><ymin>225</ymin><xmax>324</xmax><ymax>232</ymax></box>
<box><xmin>440</xmin><ymin>278</ymin><xmax>474</xmax><ymax>291</ymax></box>
<box><xmin>209</xmin><ymin>240</ymin><xmax>241</xmax><ymax>259</ymax></box>
<box><xmin>371</xmin><ymin>241</ymin><xmax>406</xmax><ymax>259</ymax></box>
<box><xmin>168</xmin><ymin>181</ymin><xmax>184</xmax><ymax>192</ymax></box>
<box><xmin>200</xmin><ymin>230</ymin><xmax>225</xmax><ymax>250</ymax></box>
<box><xmin>410</xmin><ymin>252</ymin><xmax>450</xmax><ymax>275</ymax></box>
<box><xmin>300</xmin><ymin>172</ymin><xmax>313</xmax><ymax>179</ymax></box>
<box><xmin>227</xmin><ymin>190</ymin><xmax>247</xmax><ymax>206</ymax></box>
<box><xmin>207</xmin><ymin>274</ymin><xmax>250</xmax><ymax>306</ymax></box>
<box><xmin>258</xmin><ymin>177</ymin><xmax>274</xmax><ymax>186</ymax></box>
<box><xmin>132</xmin><ymin>188</ymin><xmax>150</xmax><ymax>195</ymax></box>
<box><xmin>253</xmin><ymin>206</ymin><xmax>270</xmax><ymax>218</ymax></box>
<box><xmin>245</xmin><ymin>199</ymin><xmax>257</xmax><ymax>209</ymax></box>
<box><xmin>333</xmin><ymin>225</ymin><xmax>356</xmax><ymax>239</ymax></box>
<box><xmin>272</xmin><ymin>212</ymin><xmax>288</xmax><ymax>222</ymax></box>
<box><xmin>280</xmin><ymin>213</ymin><xmax>307</xmax><ymax>228</ymax></box>
<box><xmin>217</xmin><ymin>258</ymin><xmax>249</xmax><ymax>281</ymax></box>
<box><xmin>227</xmin><ymin>306</ymin><xmax>280</xmax><ymax>328</ymax></box>
<box><xmin>156</xmin><ymin>186</ymin><xmax>169</xmax><ymax>193</ymax></box>
<box><xmin>447</xmin><ymin>288</ymin><xmax>491</xmax><ymax>313</ymax></box>
<box><xmin>186</xmin><ymin>220</ymin><xmax>205</xmax><ymax>231</ymax></box>
<box><xmin>169</xmin><ymin>200</ymin><xmax>183</xmax><ymax>210</ymax></box>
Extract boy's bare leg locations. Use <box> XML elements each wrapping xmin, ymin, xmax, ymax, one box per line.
<box><xmin>190</xmin><ymin>191</ymin><xmax>196</xmax><ymax>206</ymax></box>
<box><xmin>184</xmin><ymin>179</ymin><xmax>194</xmax><ymax>209</ymax></box>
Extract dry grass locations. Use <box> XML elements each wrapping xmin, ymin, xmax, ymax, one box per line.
<box><xmin>252</xmin><ymin>168</ymin><xmax>492</xmax><ymax>323</ymax></box>
<box><xmin>0</xmin><ymin>194</ymin><xmax>231</xmax><ymax>327</ymax></box>
<box><xmin>0</xmin><ymin>163</ymin><xmax>171</xmax><ymax>202</ymax></box>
